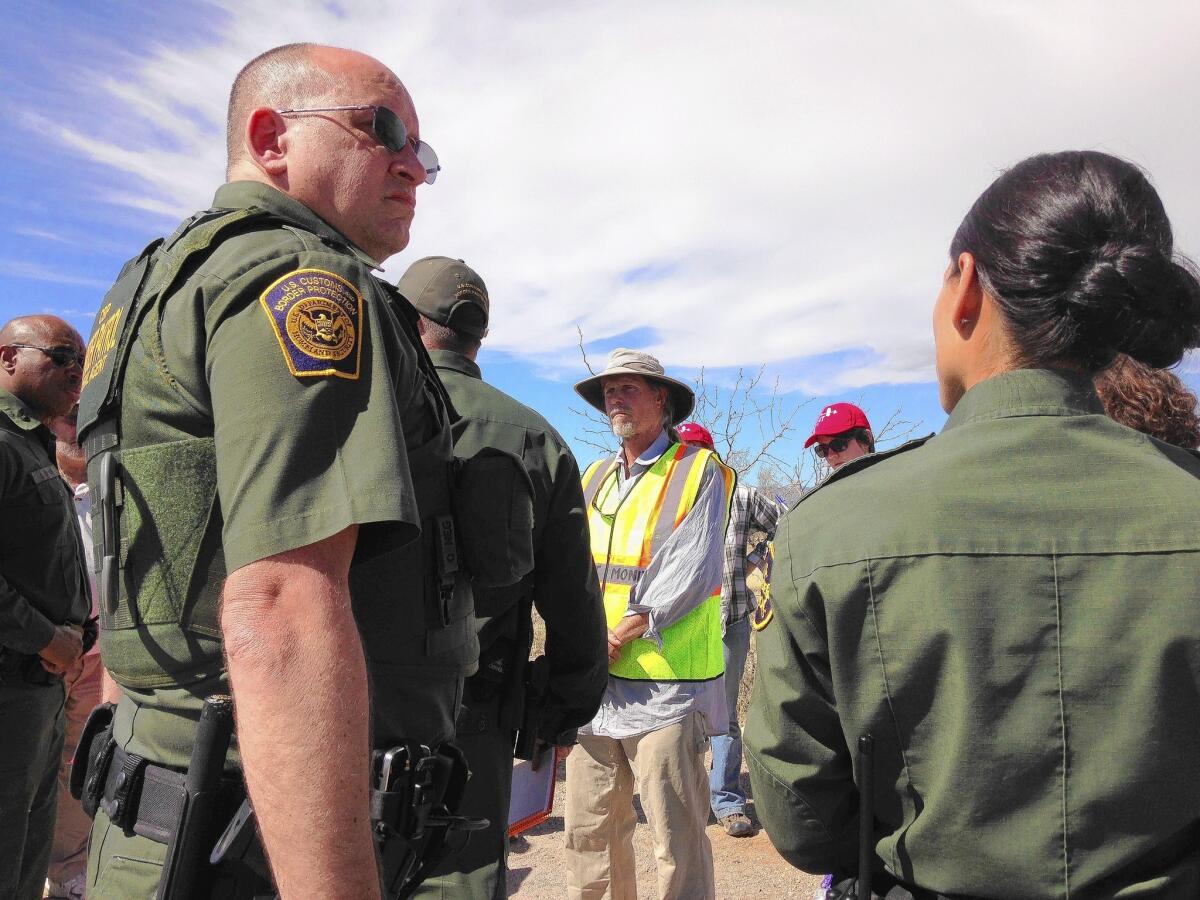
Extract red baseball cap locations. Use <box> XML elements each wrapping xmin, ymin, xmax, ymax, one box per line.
<box><xmin>676</xmin><ymin>421</ymin><xmax>715</xmax><ymax>450</ymax></box>
<box><xmin>804</xmin><ymin>403</ymin><xmax>872</xmax><ymax>448</ymax></box>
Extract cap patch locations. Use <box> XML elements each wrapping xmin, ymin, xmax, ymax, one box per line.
<box><xmin>259</xmin><ymin>268</ymin><xmax>363</xmax><ymax>379</ymax></box>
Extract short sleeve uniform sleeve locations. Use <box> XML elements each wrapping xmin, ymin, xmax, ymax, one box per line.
<box><xmin>204</xmin><ymin>249</ymin><xmax>420</xmax><ymax>571</ymax></box>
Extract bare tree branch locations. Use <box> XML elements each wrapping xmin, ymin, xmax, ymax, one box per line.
<box><xmin>576</xmin><ymin>325</ymin><xmax>597</xmax><ymax>376</ymax></box>
<box><xmin>568</xmin><ymin>329</ymin><xmax>924</xmax><ymax>495</ymax></box>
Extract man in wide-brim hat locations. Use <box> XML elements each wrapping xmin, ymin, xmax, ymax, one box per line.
<box><xmin>566</xmin><ymin>348</ymin><xmax>737</xmax><ymax>900</ymax></box>
<box><xmin>573</xmin><ymin>348</ymin><xmax>697</xmax><ymax>431</ymax></box>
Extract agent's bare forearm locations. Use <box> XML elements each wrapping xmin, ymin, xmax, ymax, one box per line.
<box><xmin>222</xmin><ymin>525</ymin><xmax>381</xmax><ymax>900</ymax></box>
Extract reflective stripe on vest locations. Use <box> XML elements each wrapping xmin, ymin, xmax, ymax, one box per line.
<box><xmin>582</xmin><ymin>442</ymin><xmax>736</xmax><ymax>682</ymax></box>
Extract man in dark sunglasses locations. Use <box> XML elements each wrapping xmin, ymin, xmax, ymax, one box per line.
<box><xmin>804</xmin><ymin>402</ymin><xmax>875</xmax><ymax>470</ymax></box>
<box><xmin>0</xmin><ymin>315</ymin><xmax>90</xmax><ymax>900</ymax></box>
<box><xmin>81</xmin><ymin>44</ymin><xmax>469</xmax><ymax>900</ymax></box>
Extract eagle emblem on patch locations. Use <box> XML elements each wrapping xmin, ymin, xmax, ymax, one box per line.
<box><xmin>259</xmin><ymin>268</ymin><xmax>363</xmax><ymax>379</ymax></box>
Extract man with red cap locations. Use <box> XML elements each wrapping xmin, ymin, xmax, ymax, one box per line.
<box><xmin>804</xmin><ymin>403</ymin><xmax>875</xmax><ymax>470</ymax></box>
<box><xmin>677</xmin><ymin>422</ymin><xmax>780</xmax><ymax>838</ymax></box>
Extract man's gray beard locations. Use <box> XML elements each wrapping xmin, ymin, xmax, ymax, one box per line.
<box><xmin>611</xmin><ymin>420</ymin><xmax>637</xmax><ymax>439</ymax></box>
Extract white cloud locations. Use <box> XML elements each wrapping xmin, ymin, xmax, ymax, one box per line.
<box><xmin>25</xmin><ymin>0</ymin><xmax>1200</xmax><ymax>391</ymax></box>
<box><xmin>0</xmin><ymin>260</ymin><xmax>111</xmax><ymax>289</ymax></box>
<box><xmin>12</xmin><ymin>227</ymin><xmax>68</xmax><ymax>243</ymax></box>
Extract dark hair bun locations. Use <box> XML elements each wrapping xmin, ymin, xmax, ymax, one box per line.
<box><xmin>951</xmin><ymin>151</ymin><xmax>1200</xmax><ymax>371</ymax></box>
<box><xmin>1068</xmin><ymin>245</ymin><xmax>1200</xmax><ymax>368</ymax></box>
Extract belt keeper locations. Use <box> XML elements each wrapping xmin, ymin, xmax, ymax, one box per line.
<box><xmin>102</xmin><ymin>751</ymin><xmax>147</xmax><ymax>830</ymax></box>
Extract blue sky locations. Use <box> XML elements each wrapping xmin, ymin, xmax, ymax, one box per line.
<box><xmin>3</xmin><ymin>1</ymin><xmax>1198</xmax><ymax>484</ymax></box>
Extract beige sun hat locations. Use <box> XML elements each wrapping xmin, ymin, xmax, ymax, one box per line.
<box><xmin>573</xmin><ymin>348</ymin><xmax>695</xmax><ymax>423</ymax></box>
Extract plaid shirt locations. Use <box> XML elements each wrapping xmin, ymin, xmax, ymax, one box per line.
<box><xmin>720</xmin><ymin>483</ymin><xmax>781</xmax><ymax>624</ymax></box>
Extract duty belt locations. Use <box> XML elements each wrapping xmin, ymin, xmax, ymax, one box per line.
<box><xmin>72</xmin><ymin>706</ymin><xmax>241</xmax><ymax>844</ymax></box>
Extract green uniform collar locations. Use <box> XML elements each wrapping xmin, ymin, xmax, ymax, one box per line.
<box><xmin>0</xmin><ymin>386</ymin><xmax>46</xmax><ymax>432</ymax></box>
<box><xmin>944</xmin><ymin>368</ymin><xmax>1105</xmax><ymax>432</ymax></box>
<box><xmin>212</xmin><ymin>181</ymin><xmax>380</xmax><ymax>269</ymax></box>
<box><xmin>428</xmin><ymin>348</ymin><xmax>482</xmax><ymax>381</ymax></box>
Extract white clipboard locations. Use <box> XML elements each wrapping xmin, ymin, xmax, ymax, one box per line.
<box><xmin>507</xmin><ymin>754</ymin><xmax>557</xmax><ymax>836</ymax></box>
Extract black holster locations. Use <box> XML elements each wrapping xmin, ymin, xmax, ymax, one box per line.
<box><xmin>208</xmin><ymin>739</ymin><xmax>488</xmax><ymax>900</ymax></box>
<box><xmin>371</xmin><ymin>741</ymin><xmax>488</xmax><ymax>899</ymax></box>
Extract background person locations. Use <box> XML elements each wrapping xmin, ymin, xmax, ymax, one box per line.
<box><xmin>0</xmin><ymin>315</ymin><xmax>90</xmax><ymax>900</ymax></box>
<box><xmin>43</xmin><ymin>404</ymin><xmax>100</xmax><ymax>900</ymax></box>
<box><xmin>746</xmin><ymin>150</ymin><xmax>1200</xmax><ymax>898</ymax></box>
<box><xmin>676</xmin><ymin>421</ymin><xmax>780</xmax><ymax>838</ymax></box>
<box><xmin>1094</xmin><ymin>353</ymin><xmax>1200</xmax><ymax>448</ymax></box>
<box><xmin>81</xmin><ymin>43</ymin><xmax>467</xmax><ymax>900</ymax></box>
<box><xmin>803</xmin><ymin>403</ymin><xmax>874</xmax><ymax>470</ymax></box>
<box><xmin>567</xmin><ymin>350</ymin><xmax>736</xmax><ymax>900</ymax></box>
<box><xmin>403</xmin><ymin>256</ymin><xmax>608</xmax><ymax>899</ymax></box>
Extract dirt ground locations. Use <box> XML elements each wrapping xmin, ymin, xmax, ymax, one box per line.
<box><xmin>504</xmin><ymin>755</ymin><xmax>824</xmax><ymax>899</ymax></box>
<box><xmin>512</xmin><ymin>599</ymin><xmax>819</xmax><ymax>897</ymax></box>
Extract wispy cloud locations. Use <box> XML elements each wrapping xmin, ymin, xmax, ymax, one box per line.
<box><xmin>12</xmin><ymin>227</ymin><xmax>69</xmax><ymax>243</ymax></box>
<box><xmin>0</xmin><ymin>260</ymin><xmax>111</xmax><ymax>289</ymax></box>
<box><xmin>18</xmin><ymin>0</ymin><xmax>1200</xmax><ymax>392</ymax></box>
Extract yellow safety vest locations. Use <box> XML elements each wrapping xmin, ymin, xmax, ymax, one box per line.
<box><xmin>582</xmin><ymin>441</ymin><xmax>736</xmax><ymax>682</ymax></box>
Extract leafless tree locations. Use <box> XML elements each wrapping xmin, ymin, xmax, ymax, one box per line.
<box><xmin>570</xmin><ymin>327</ymin><xmax>810</xmax><ymax>477</ymax></box>
<box><xmin>756</xmin><ymin>403</ymin><xmax>924</xmax><ymax>506</ymax></box>
<box><xmin>570</xmin><ymin>327</ymin><xmax>924</xmax><ymax>500</ymax></box>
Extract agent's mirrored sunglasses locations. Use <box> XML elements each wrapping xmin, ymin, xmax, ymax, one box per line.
<box><xmin>274</xmin><ymin>105</ymin><xmax>441</xmax><ymax>184</ymax></box>
<box><xmin>812</xmin><ymin>433</ymin><xmax>859</xmax><ymax>459</ymax></box>
<box><xmin>7</xmin><ymin>343</ymin><xmax>86</xmax><ymax>368</ymax></box>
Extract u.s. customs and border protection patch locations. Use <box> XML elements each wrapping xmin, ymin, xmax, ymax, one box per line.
<box><xmin>259</xmin><ymin>268</ymin><xmax>363</xmax><ymax>379</ymax></box>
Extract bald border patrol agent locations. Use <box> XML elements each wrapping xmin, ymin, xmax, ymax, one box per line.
<box><xmin>402</xmin><ymin>256</ymin><xmax>608</xmax><ymax>899</ymax></box>
<box><xmin>75</xmin><ymin>44</ymin><xmax>493</xmax><ymax>900</ymax></box>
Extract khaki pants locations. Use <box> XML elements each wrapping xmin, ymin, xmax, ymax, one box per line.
<box><xmin>564</xmin><ymin>712</ymin><xmax>715</xmax><ymax>900</ymax></box>
<box><xmin>48</xmin><ymin>652</ymin><xmax>104</xmax><ymax>885</ymax></box>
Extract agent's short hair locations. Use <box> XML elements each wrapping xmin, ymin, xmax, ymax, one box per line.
<box><xmin>418</xmin><ymin>316</ymin><xmax>481</xmax><ymax>356</ymax></box>
<box><xmin>226</xmin><ymin>43</ymin><xmax>339</xmax><ymax>172</ymax></box>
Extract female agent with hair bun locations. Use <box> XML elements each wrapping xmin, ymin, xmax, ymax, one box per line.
<box><xmin>747</xmin><ymin>151</ymin><xmax>1200</xmax><ymax>899</ymax></box>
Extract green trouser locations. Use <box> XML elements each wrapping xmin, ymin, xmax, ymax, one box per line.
<box><xmin>411</xmin><ymin>685</ymin><xmax>513</xmax><ymax>900</ymax></box>
<box><xmin>86</xmin><ymin>809</ymin><xmax>169</xmax><ymax>900</ymax></box>
<box><xmin>0</xmin><ymin>678</ymin><xmax>66</xmax><ymax>900</ymax></box>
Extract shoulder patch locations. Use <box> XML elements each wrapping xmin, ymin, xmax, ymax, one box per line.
<box><xmin>259</xmin><ymin>268</ymin><xmax>364</xmax><ymax>379</ymax></box>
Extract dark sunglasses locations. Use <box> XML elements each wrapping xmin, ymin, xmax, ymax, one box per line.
<box><xmin>274</xmin><ymin>104</ymin><xmax>441</xmax><ymax>184</ymax></box>
<box><xmin>813</xmin><ymin>433</ymin><xmax>860</xmax><ymax>459</ymax></box>
<box><xmin>7</xmin><ymin>343</ymin><xmax>86</xmax><ymax>369</ymax></box>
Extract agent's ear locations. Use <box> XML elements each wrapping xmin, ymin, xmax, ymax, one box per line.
<box><xmin>0</xmin><ymin>344</ymin><xmax>20</xmax><ymax>375</ymax></box>
<box><xmin>244</xmin><ymin>108</ymin><xmax>289</xmax><ymax>177</ymax></box>
<box><xmin>949</xmin><ymin>252</ymin><xmax>984</xmax><ymax>340</ymax></box>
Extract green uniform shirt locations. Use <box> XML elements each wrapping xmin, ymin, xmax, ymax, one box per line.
<box><xmin>104</xmin><ymin>181</ymin><xmax>469</xmax><ymax>769</ymax></box>
<box><xmin>429</xmin><ymin>349</ymin><xmax>607</xmax><ymax>738</ymax></box>
<box><xmin>746</xmin><ymin>369</ymin><xmax>1200</xmax><ymax>899</ymax></box>
<box><xmin>0</xmin><ymin>387</ymin><xmax>89</xmax><ymax>655</ymax></box>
